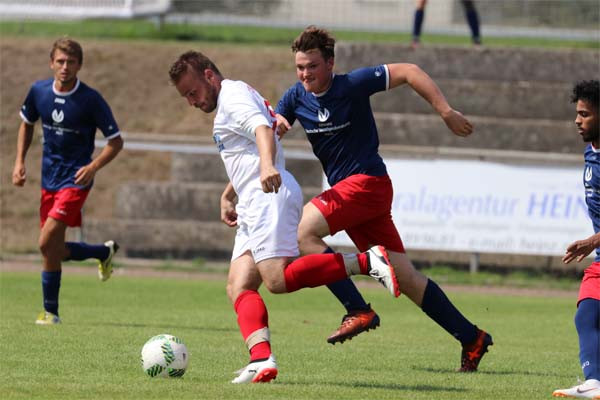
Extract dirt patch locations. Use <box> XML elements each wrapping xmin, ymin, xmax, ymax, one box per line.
<box><xmin>0</xmin><ymin>36</ymin><xmax>296</xmax><ymax>252</ymax></box>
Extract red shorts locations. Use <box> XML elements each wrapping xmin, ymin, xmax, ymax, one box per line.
<box><xmin>40</xmin><ymin>187</ymin><xmax>89</xmax><ymax>228</ymax></box>
<box><xmin>311</xmin><ymin>174</ymin><xmax>405</xmax><ymax>253</ymax></box>
<box><xmin>578</xmin><ymin>262</ymin><xmax>600</xmax><ymax>305</ymax></box>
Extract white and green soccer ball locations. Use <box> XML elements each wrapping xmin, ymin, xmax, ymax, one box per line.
<box><xmin>141</xmin><ymin>334</ymin><xmax>189</xmax><ymax>378</ymax></box>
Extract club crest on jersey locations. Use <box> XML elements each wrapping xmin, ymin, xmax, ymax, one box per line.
<box><xmin>318</xmin><ymin>108</ymin><xmax>330</xmax><ymax>122</ymax></box>
<box><xmin>52</xmin><ymin>109</ymin><xmax>64</xmax><ymax>123</ymax></box>
<box><xmin>585</xmin><ymin>166</ymin><xmax>593</xmax><ymax>181</ymax></box>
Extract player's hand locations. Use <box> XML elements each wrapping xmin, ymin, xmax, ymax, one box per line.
<box><xmin>441</xmin><ymin>109</ymin><xmax>473</xmax><ymax>137</ymax></box>
<box><xmin>220</xmin><ymin>197</ymin><xmax>238</xmax><ymax>227</ymax></box>
<box><xmin>562</xmin><ymin>237</ymin><xmax>598</xmax><ymax>264</ymax></box>
<box><xmin>275</xmin><ymin>114</ymin><xmax>291</xmax><ymax>138</ymax></box>
<box><xmin>260</xmin><ymin>165</ymin><xmax>281</xmax><ymax>193</ymax></box>
<box><xmin>12</xmin><ymin>162</ymin><xmax>26</xmax><ymax>186</ymax></box>
<box><xmin>74</xmin><ymin>164</ymin><xmax>97</xmax><ymax>187</ymax></box>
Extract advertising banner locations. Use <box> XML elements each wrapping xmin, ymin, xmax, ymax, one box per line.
<box><xmin>325</xmin><ymin>158</ymin><xmax>593</xmax><ymax>256</ymax></box>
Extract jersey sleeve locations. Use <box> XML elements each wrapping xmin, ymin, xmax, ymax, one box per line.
<box><xmin>20</xmin><ymin>84</ymin><xmax>39</xmax><ymax>125</ymax></box>
<box><xmin>346</xmin><ymin>65</ymin><xmax>389</xmax><ymax>97</ymax></box>
<box><xmin>275</xmin><ymin>87</ymin><xmax>297</xmax><ymax>126</ymax></box>
<box><xmin>91</xmin><ymin>91</ymin><xmax>120</xmax><ymax>139</ymax></box>
<box><xmin>223</xmin><ymin>86</ymin><xmax>273</xmax><ymax>141</ymax></box>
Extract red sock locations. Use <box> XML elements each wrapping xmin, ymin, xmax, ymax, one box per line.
<box><xmin>234</xmin><ymin>290</ymin><xmax>271</xmax><ymax>361</ymax></box>
<box><xmin>283</xmin><ymin>253</ymin><xmax>348</xmax><ymax>292</ymax></box>
<box><xmin>357</xmin><ymin>252</ymin><xmax>369</xmax><ymax>274</ymax></box>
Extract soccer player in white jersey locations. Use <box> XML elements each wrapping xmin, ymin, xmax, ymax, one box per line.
<box><xmin>169</xmin><ymin>51</ymin><xmax>400</xmax><ymax>384</ymax></box>
<box><xmin>12</xmin><ymin>37</ymin><xmax>123</xmax><ymax>325</ymax></box>
<box><xmin>276</xmin><ymin>26</ymin><xmax>492</xmax><ymax>371</ymax></box>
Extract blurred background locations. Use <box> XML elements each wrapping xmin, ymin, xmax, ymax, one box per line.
<box><xmin>1</xmin><ymin>0</ymin><xmax>599</xmax><ymax>281</ymax></box>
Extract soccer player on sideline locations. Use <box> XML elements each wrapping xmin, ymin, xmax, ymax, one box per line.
<box><xmin>169</xmin><ymin>51</ymin><xmax>400</xmax><ymax>384</ymax></box>
<box><xmin>12</xmin><ymin>38</ymin><xmax>123</xmax><ymax>325</ymax></box>
<box><xmin>552</xmin><ymin>80</ymin><xmax>600</xmax><ymax>399</ymax></box>
<box><xmin>275</xmin><ymin>26</ymin><xmax>493</xmax><ymax>371</ymax></box>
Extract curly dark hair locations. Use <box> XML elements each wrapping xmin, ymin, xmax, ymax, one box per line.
<box><xmin>291</xmin><ymin>25</ymin><xmax>336</xmax><ymax>60</ymax></box>
<box><xmin>168</xmin><ymin>51</ymin><xmax>222</xmax><ymax>84</ymax></box>
<box><xmin>571</xmin><ymin>80</ymin><xmax>599</xmax><ymax>109</ymax></box>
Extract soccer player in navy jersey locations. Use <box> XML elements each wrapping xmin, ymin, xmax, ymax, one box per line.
<box><xmin>12</xmin><ymin>37</ymin><xmax>123</xmax><ymax>325</ymax></box>
<box><xmin>275</xmin><ymin>26</ymin><xmax>492</xmax><ymax>371</ymax></box>
<box><xmin>552</xmin><ymin>80</ymin><xmax>600</xmax><ymax>399</ymax></box>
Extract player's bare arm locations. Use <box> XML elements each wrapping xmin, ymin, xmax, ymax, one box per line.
<box><xmin>12</xmin><ymin>121</ymin><xmax>35</xmax><ymax>187</ymax></box>
<box><xmin>74</xmin><ymin>135</ymin><xmax>123</xmax><ymax>186</ymax></box>
<box><xmin>255</xmin><ymin>125</ymin><xmax>281</xmax><ymax>193</ymax></box>
<box><xmin>562</xmin><ymin>232</ymin><xmax>600</xmax><ymax>264</ymax></box>
<box><xmin>387</xmin><ymin>63</ymin><xmax>473</xmax><ymax>137</ymax></box>
<box><xmin>275</xmin><ymin>114</ymin><xmax>292</xmax><ymax>138</ymax></box>
<box><xmin>220</xmin><ymin>182</ymin><xmax>238</xmax><ymax>227</ymax></box>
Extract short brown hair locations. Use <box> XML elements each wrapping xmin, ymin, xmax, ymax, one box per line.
<box><xmin>168</xmin><ymin>51</ymin><xmax>222</xmax><ymax>84</ymax></box>
<box><xmin>50</xmin><ymin>37</ymin><xmax>83</xmax><ymax>64</ymax></box>
<box><xmin>291</xmin><ymin>25</ymin><xmax>336</xmax><ymax>60</ymax></box>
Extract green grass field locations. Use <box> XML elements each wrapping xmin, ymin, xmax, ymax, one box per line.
<box><xmin>0</xmin><ymin>269</ymin><xmax>582</xmax><ymax>399</ymax></box>
<box><xmin>1</xmin><ymin>19</ymin><xmax>597</xmax><ymax>49</ymax></box>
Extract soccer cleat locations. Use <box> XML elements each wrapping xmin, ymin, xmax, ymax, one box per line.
<box><xmin>98</xmin><ymin>240</ymin><xmax>119</xmax><ymax>282</ymax></box>
<box><xmin>458</xmin><ymin>327</ymin><xmax>493</xmax><ymax>372</ymax></box>
<box><xmin>553</xmin><ymin>379</ymin><xmax>600</xmax><ymax>399</ymax></box>
<box><xmin>366</xmin><ymin>245</ymin><xmax>400</xmax><ymax>297</ymax></box>
<box><xmin>327</xmin><ymin>306</ymin><xmax>380</xmax><ymax>345</ymax></box>
<box><xmin>231</xmin><ymin>355</ymin><xmax>278</xmax><ymax>384</ymax></box>
<box><xmin>35</xmin><ymin>311</ymin><xmax>61</xmax><ymax>325</ymax></box>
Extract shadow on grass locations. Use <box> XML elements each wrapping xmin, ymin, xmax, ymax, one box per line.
<box><xmin>83</xmin><ymin>321</ymin><xmax>237</xmax><ymax>332</ymax></box>
<box><xmin>414</xmin><ymin>366</ymin><xmax>565</xmax><ymax>378</ymax></box>
<box><xmin>283</xmin><ymin>380</ymin><xmax>466</xmax><ymax>393</ymax></box>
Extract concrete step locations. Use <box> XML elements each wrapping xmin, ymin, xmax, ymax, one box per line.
<box><xmin>171</xmin><ymin>152</ymin><xmax>324</xmax><ymax>187</ymax></box>
<box><xmin>373</xmin><ymin>113</ymin><xmax>576</xmax><ymax>153</ymax></box>
<box><xmin>370</xmin><ymin>79</ymin><xmax>572</xmax><ymax>120</ymax></box>
<box><xmin>336</xmin><ymin>43</ymin><xmax>599</xmax><ymax>84</ymax></box>
<box><xmin>114</xmin><ymin>181</ymin><xmax>322</xmax><ymax>220</ymax></box>
<box><xmin>85</xmin><ymin>219</ymin><xmax>235</xmax><ymax>259</ymax></box>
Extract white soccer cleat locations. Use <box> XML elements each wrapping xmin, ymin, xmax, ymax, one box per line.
<box><xmin>366</xmin><ymin>245</ymin><xmax>400</xmax><ymax>297</ymax></box>
<box><xmin>231</xmin><ymin>355</ymin><xmax>278</xmax><ymax>384</ymax></box>
<box><xmin>552</xmin><ymin>379</ymin><xmax>600</xmax><ymax>399</ymax></box>
<box><xmin>98</xmin><ymin>240</ymin><xmax>119</xmax><ymax>282</ymax></box>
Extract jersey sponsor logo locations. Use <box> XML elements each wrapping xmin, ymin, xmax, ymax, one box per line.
<box><xmin>54</xmin><ymin>98</ymin><xmax>65</xmax><ymax>104</ymax></box>
<box><xmin>51</xmin><ymin>109</ymin><xmax>64</xmax><ymax>123</ymax></box>
<box><xmin>585</xmin><ymin>166</ymin><xmax>593</xmax><ymax>181</ymax></box>
<box><xmin>317</xmin><ymin>108</ymin><xmax>330</xmax><ymax>122</ymax></box>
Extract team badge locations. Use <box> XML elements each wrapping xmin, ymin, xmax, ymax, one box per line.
<box><xmin>318</xmin><ymin>108</ymin><xmax>330</xmax><ymax>122</ymax></box>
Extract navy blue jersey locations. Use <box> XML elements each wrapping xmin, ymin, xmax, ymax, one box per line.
<box><xmin>20</xmin><ymin>78</ymin><xmax>120</xmax><ymax>191</ymax></box>
<box><xmin>584</xmin><ymin>144</ymin><xmax>600</xmax><ymax>261</ymax></box>
<box><xmin>276</xmin><ymin>65</ymin><xmax>389</xmax><ymax>186</ymax></box>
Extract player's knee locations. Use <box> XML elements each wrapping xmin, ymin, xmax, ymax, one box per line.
<box><xmin>262</xmin><ymin>277</ymin><xmax>286</xmax><ymax>294</ymax></box>
<box><xmin>38</xmin><ymin>237</ymin><xmax>52</xmax><ymax>257</ymax></box>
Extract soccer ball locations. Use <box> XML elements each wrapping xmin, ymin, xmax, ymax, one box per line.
<box><xmin>141</xmin><ymin>334</ymin><xmax>189</xmax><ymax>378</ymax></box>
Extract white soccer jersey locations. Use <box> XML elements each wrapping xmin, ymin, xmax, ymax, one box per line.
<box><xmin>213</xmin><ymin>79</ymin><xmax>285</xmax><ymax>201</ymax></box>
<box><xmin>213</xmin><ymin>79</ymin><xmax>303</xmax><ymax>262</ymax></box>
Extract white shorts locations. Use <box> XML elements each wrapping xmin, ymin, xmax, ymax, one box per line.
<box><xmin>231</xmin><ymin>171</ymin><xmax>303</xmax><ymax>263</ymax></box>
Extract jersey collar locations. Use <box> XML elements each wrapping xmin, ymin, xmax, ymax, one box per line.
<box><xmin>52</xmin><ymin>79</ymin><xmax>80</xmax><ymax>97</ymax></box>
<box><xmin>312</xmin><ymin>73</ymin><xmax>335</xmax><ymax>97</ymax></box>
